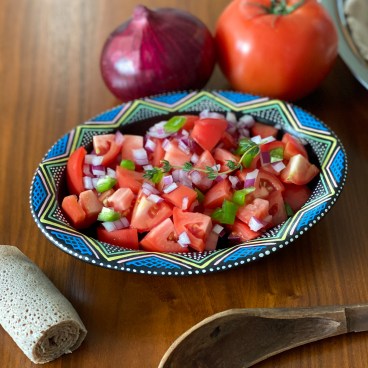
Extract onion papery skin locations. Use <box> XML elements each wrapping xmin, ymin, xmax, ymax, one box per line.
<box><xmin>100</xmin><ymin>5</ymin><xmax>216</xmax><ymax>101</ymax></box>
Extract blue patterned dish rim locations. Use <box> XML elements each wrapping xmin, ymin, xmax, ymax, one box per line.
<box><xmin>29</xmin><ymin>90</ymin><xmax>347</xmax><ymax>276</ymax></box>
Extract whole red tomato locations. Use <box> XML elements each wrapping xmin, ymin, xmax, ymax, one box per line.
<box><xmin>215</xmin><ymin>0</ymin><xmax>338</xmax><ymax>100</ymax></box>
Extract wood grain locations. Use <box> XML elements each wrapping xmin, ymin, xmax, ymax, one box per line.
<box><xmin>1</xmin><ymin>0</ymin><xmax>368</xmax><ymax>367</ymax></box>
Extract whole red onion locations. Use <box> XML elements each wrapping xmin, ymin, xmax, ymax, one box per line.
<box><xmin>100</xmin><ymin>5</ymin><xmax>216</xmax><ymax>101</ymax></box>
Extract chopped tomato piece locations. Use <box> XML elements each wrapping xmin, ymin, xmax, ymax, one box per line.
<box><xmin>121</xmin><ymin>135</ymin><xmax>144</xmax><ymax>162</ymax></box>
<box><xmin>230</xmin><ymin>220</ymin><xmax>260</xmax><ymax>242</ymax></box>
<box><xmin>163</xmin><ymin>140</ymin><xmax>192</xmax><ymax>167</ymax></box>
<box><xmin>173</xmin><ymin>208</ymin><xmax>212</xmax><ymax>252</ymax></box>
<box><xmin>282</xmin><ymin>133</ymin><xmax>308</xmax><ymax>160</ymax></box>
<box><xmin>283</xmin><ymin>184</ymin><xmax>311</xmax><ymax>212</ymax></box>
<box><xmin>213</xmin><ymin>148</ymin><xmax>239</xmax><ymax>171</ymax></box>
<box><xmin>162</xmin><ymin>185</ymin><xmax>198</xmax><ymax>210</ymax></box>
<box><xmin>116</xmin><ymin>166</ymin><xmax>144</xmax><ymax>194</ymax></box>
<box><xmin>130</xmin><ymin>192</ymin><xmax>172</xmax><ymax>232</ymax></box>
<box><xmin>280</xmin><ymin>154</ymin><xmax>319</xmax><ymax>185</ymax></box>
<box><xmin>267</xmin><ymin>190</ymin><xmax>287</xmax><ymax>227</ymax></box>
<box><xmin>101</xmin><ymin>141</ymin><xmax>122</xmax><ymax>167</ymax></box>
<box><xmin>181</xmin><ymin>115</ymin><xmax>199</xmax><ymax>131</ymax></box>
<box><xmin>97</xmin><ymin>227</ymin><xmax>139</xmax><ymax>250</ymax></box>
<box><xmin>190</xmin><ymin>118</ymin><xmax>228</xmax><ymax>151</ymax></box>
<box><xmin>237</xmin><ymin>198</ymin><xmax>270</xmax><ymax>225</ymax></box>
<box><xmin>141</xmin><ymin>218</ymin><xmax>188</xmax><ymax>253</ymax></box>
<box><xmin>255</xmin><ymin>169</ymin><xmax>285</xmax><ymax>193</ymax></box>
<box><xmin>61</xmin><ymin>194</ymin><xmax>87</xmax><ymax>229</ymax></box>
<box><xmin>203</xmin><ymin>179</ymin><xmax>232</xmax><ymax>209</ymax></box>
<box><xmin>98</xmin><ymin>188</ymin><xmax>115</xmax><ymax>205</ymax></box>
<box><xmin>66</xmin><ymin>146</ymin><xmax>86</xmax><ymax>195</ymax></box>
<box><xmin>192</xmin><ymin>150</ymin><xmax>216</xmax><ymax>192</ymax></box>
<box><xmin>150</xmin><ymin>138</ymin><xmax>165</xmax><ymax>167</ymax></box>
<box><xmin>205</xmin><ymin>230</ymin><xmax>219</xmax><ymax>251</ymax></box>
<box><xmin>220</xmin><ymin>131</ymin><xmax>237</xmax><ymax>150</ymax></box>
<box><xmin>106</xmin><ymin>187</ymin><xmax>135</xmax><ymax>213</ymax></box>
<box><xmin>251</xmin><ymin>122</ymin><xmax>278</xmax><ymax>138</ymax></box>
<box><xmin>78</xmin><ymin>190</ymin><xmax>103</xmax><ymax>224</ymax></box>
<box><xmin>93</xmin><ymin>134</ymin><xmax>116</xmax><ymax>154</ymax></box>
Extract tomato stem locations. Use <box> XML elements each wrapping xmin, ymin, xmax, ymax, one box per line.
<box><xmin>269</xmin><ymin>0</ymin><xmax>305</xmax><ymax>14</ymax></box>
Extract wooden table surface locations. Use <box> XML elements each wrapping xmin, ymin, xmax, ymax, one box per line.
<box><xmin>1</xmin><ymin>0</ymin><xmax>368</xmax><ymax>367</ymax></box>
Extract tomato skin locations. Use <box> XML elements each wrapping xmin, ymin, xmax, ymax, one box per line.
<box><xmin>78</xmin><ymin>190</ymin><xmax>103</xmax><ymax>224</ymax></box>
<box><xmin>251</xmin><ymin>122</ymin><xmax>278</xmax><ymax>138</ymax></box>
<box><xmin>162</xmin><ymin>185</ymin><xmax>198</xmax><ymax>210</ymax></box>
<box><xmin>283</xmin><ymin>184</ymin><xmax>311</xmax><ymax>212</ymax></box>
<box><xmin>230</xmin><ymin>220</ymin><xmax>260</xmax><ymax>242</ymax></box>
<box><xmin>97</xmin><ymin>227</ymin><xmax>139</xmax><ymax>250</ymax></box>
<box><xmin>280</xmin><ymin>154</ymin><xmax>319</xmax><ymax>185</ymax></box>
<box><xmin>130</xmin><ymin>192</ymin><xmax>173</xmax><ymax>232</ymax></box>
<box><xmin>61</xmin><ymin>194</ymin><xmax>87</xmax><ymax>229</ymax></box>
<box><xmin>66</xmin><ymin>147</ymin><xmax>86</xmax><ymax>196</ymax></box>
<box><xmin>116</xmin><ymin>166</ymin><xmax>144</xmax><ymax>194</ymax></box>
<box><xmin>282</xmin><ymin>133</ymin><xmax>308</xmax><ymax>160</ymax></box>
<box><xmin>237</xmin><ymin>198</ymin><xmax>270</xmax><ymax>225</ymax></box>
<box><xmin>190</xmin><ymin>118</ymin><xmax>228</xmax><ymax>151</ymax></box>
<box><xmin>140</xmin><ymin>218</ymin><xmax>188</xmax><ymax>253</ymax></box>
<box><xmin>267</xmin><ymin>190</ymin><xmax>287</xmax><ymax>227</ymax></box>
<box><xmin>203</xmin><ymin>179</ymin><xmax>232</xmax><ymax>209</ymax></box>
<box><xmin>215</xmin><ymin>0</ymin><xmax>338</xmax><ymax>100</ymax></box>
<box><xmin>173</xmin><ymin>208</ymin><xmax>212</xmax><ymax>252</ymax></box>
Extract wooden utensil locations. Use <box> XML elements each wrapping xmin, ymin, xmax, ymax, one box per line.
<box><xmin>159</xmin><ymin>305</ymin><xmax>368</xmax><ymax>368</ymax></box>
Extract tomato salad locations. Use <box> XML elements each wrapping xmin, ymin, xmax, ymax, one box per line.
<box><xmin>62</xmin><ymin>111</ymin><xmax>319</xmax><ymax>253</ymax></box>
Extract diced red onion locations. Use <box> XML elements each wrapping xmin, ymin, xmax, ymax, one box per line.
<box><xmin>181</xmin><ymin>196</ymin><xmax>189</xmax><ymax>210</ymax></box>
<box><xmin>171</xmin><ymin>169</ymin><xmax>180</xmax><ymax>182</ymax></box>
<box><xmin>249</xmin><ymin>216</ymin><xmax>267</xmax><ymax>232</ymax></box>
<box><xmin>190</xmin><ymin>153</ymin><xmax>199</xmax><ymax>164</ymax></box>
<box><xmin>215</xmin><ymin>174</ymin><xmax>227</xmax><ymax>182</ymax></box>
<box><xmin>238</xmin><ymin>127</ymin><xmax>250</xmax><ymax>138</ymax></box>
<box><xmin>261</xmin><ymin>136</ymin><xmax>276</xmax><ymax>144</ymax></box>
<box><xmin>228</xmin><ymin>175</ymin><xmax>239</xmax><ymax>189</ymax></box>
<box><xmin>92</xmin><ymin>178</ymin><xmax>100</xmax><ymax>188</ymax></box>
<box><xmin>178</xmin><ymin>231</ymin><xmax>191</xmax><ymax>247</ymax></box>
<box><xmin>132</xmin><ymin>148</ymin><xmax>148</xmax><ymax>165</ymax></box>
<box><xmin>144</xmin><ymin>138</ymin><xmax>156</xmax><ymax>152</ymax></box>
<box><xmin>143</xmin><ymin>164</ymin><xmax>153</xmax><ymax>171</ymax></box>
<box><xmin>244</xmin><ymin>169</ymin><xmax>259</xmax><ymax>188</ymax></box>
<box><xmin>190</xmin><ymin>170</ymin><xmax>202</xmax><ymax>185</ymax></box>
<box><xmin>83</xmin><ymin>176</ymin><xmax>93</xmax><ymax>190</ymax></box>
<box><xmin>178</xmin><ymin>170</ymin><xmax>193</xmax><ymax>188</ymax></box>
<box><xmin>107</xmin><ymin>167</ymin><xmax>116</xmax><ymax>178</ymax></box>
<box><xmin>228</xmin><ymin>234</ymin><xmax>241</xmax><ymax>242</ymax></box>
<box><xmin>261</xmin><ymin>151</ymin><xmax>271</xmax><ymax>165</ymax></box>
<box><xmin>226</xmin><ymin>111</ymin><xmax>237</xmax><ymax>124</ymax></box>
<box><xmin>181</xmin><ymin>129</ymin><xmax>189</xmax><ymax>137</ymax></box>
<box><xmin>102</xmin><ymin>221</ymin><xmax>117</xmax><ymax>232</ymax></box>
<box><xmin>251</xmin><ymin>135</ymin><xmax>262</xmax><ymax>144</ymax></box>
<box><xmin>147</xmin><ymin>193</ymin><xmax>164</xmax><ymax>203</ymax></box>
<box><xmin>178</xmin><ymin>139</ymin><xmax>190</xmax><ymax>154</ymax></box>
<box><xmin>211</xmin><ymin>164</ymin><xmax>221</xmax><ymax>172</ymax></box>
<box><xmin>199</xmin><ymin>109</ymin><xmax>225</xmax><ymax>120</ymax></box>
<box><xmin>238</xmin><ymin>114</ymin><xmax>255</xmax><ymax>128</ymax></box>
<box><xmin>147</xmin><ymin>122</ymin><xmax>171</xmax><ymax>138</ymax></box>
<box><xmin>162</xmin><ymin>138</ymin><xmax>170</xmax><ymax>151</ymax></box>
<box><xmin>85</xmin><ymin>154</ymin><xmax>104</xmax><ymax>166</ymax></box>
<box><xmin>271</xmin><ymin>161</ymin><xmax>286</xmax><ymax>173</ymax></box>
<box><xmin>163</xmin><ymin>182</ymin><xmax>178</xmax><ymax>194</ymax></box>
<box><xmin>163</xmin><ymin>175</ymin><xmax>174</xmax><ymax>187</ymax></box>
<box><xmin>142</xmin><ymin>182</ymin><xmax>159</xmax><ymax>195</ymax></box>
<box><xmin>83</xmin><ymin>164</ymin><xmax>93</xmax><ymax>177</ymax></box>
<box><xmin>112</xmin><ymin>217</ymin><xmax>130</xmax><ymax>230</ymax></box>
<box><xmin>212</xmin><ymin>224</ymin><xmax>224</xmax><ymax>235</ymax></box>
<box><xmin>92</xmin><ymin>165</ymin><xmax>106</xmax><ymax>176</ymax></box>
<box><xmin>115</xmin><ymin>130</ymin><xmax>125</xmax><ymax>145</ymax></box>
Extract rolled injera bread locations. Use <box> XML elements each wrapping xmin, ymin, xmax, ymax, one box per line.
<box><xmin>0</xmin><ymin>245</ymin><xmax>87</xmax><ymax>364</ymax></box>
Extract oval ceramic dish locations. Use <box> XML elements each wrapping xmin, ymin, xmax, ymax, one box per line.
<box><xmin>30</xmin><ymin>91</ymin><xmax>347</xmax><ymax>276</ymax></box>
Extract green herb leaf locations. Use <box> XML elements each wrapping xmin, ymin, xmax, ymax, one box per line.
<box><xmin>182</xmin><ymin>162</ymin><xmax>193</xmax><ymax>172</ymax></box>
